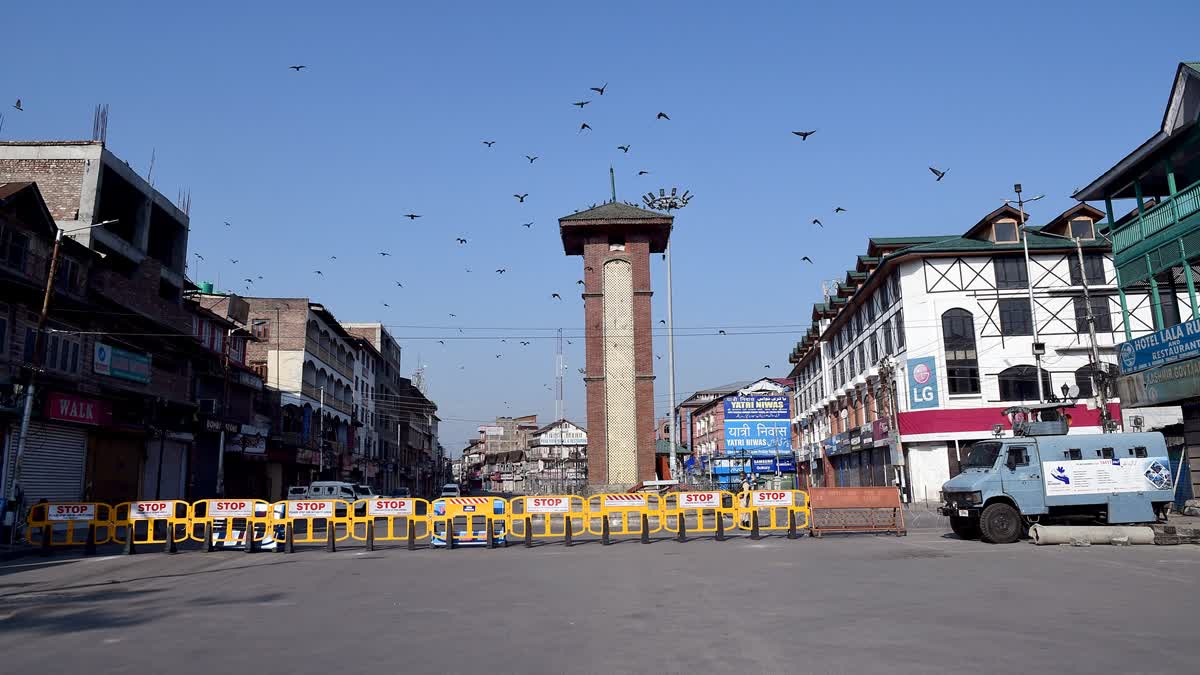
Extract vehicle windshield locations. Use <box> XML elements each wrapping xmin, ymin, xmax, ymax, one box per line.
<box><xmin>962</xmin><ymin>441</ymin><xmax>1003</xmax><ymax>468</ymax></box>
<box><xmin>355</xmin><ymin>485</ymin><xmax>373</xmax><ymax>495</ymax></box>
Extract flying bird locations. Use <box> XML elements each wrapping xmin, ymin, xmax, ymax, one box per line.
<box><xmin>329</xmin><ymin>255</ymin><xmax>337</xmax><ymax>260</ymax></box>
<box><xmin>244</xmin><ymin>278</ymin><xmax>254</xmax><ymax>284</ymax></box>
<box><xmin>194</xmin><ymin>253</ymin><xmax>205</xmax><ymax>261</ymax></box>
<box><xmin>578</xmin><ymin>368</ymin><xmax>585</xmax><ymax>375</ymax></box>
<box><xmin>229</xmin><ymin>259</ymin><xmax>238</xmax><ymax>264</ymax></box>
<box><xmin>656</xmin><ymin>112</ymin><xmax>670</xmax><ymax>120</ymax></box>
<box><xmin>224</xmin><ymin>221</ymin><xmax>232</xmax><ymax>227</ymax></box>
<box><xmin>763</xmin><ymin>364</ymin><xmax>771</xmax><ymax>369</ymax></box>
<box><xmin>801</xmin><ymin>256</ymin><xmax>813</xmax><ymax>264</ymax></box>
<box><xmin>482</xmin><ymin>140</ymin><xmax>496</xmax><ymax>147</ymax></box>
<box><xmin>525</xmin><ymin>155</ymin><xmax>538</xmax><ymax>163</ymax></box>
<box><xmin>288</xmin><ymin>65</ymin><xmax>307</xmax><ymax>71</ymax></box>
<box><xmin>456</xmin><ymin>237</ymin><xmax>467</xmax><ymax>244</ymax></box>
<box><xmin>551</xmin><ymin>293</ymin><xmax>561</xmax><ymax>300</ymax></box>
<box><xmin>495</xmin><ymin>269</ymin><xmax>506</xmax><ymax>274</ymax></box>
<box><xmin>658</xmin><ymin>319</ymin><xmax>666</xmax><ymax>324</ymax></box>
<box><xmin>718</xmin><ymin>330</ymin><xmax>726</xmax><ymax>335</ymax></box>
<box><xmin>617</xmin><ymin>145</ymin><xmax>630</xmax><ymax>153</ymax></box>
<box><xmin>834</xmin><ymin>207</ymin><xmax>847</xmax><ymax>213</ymax></box>
<box><xmin>585</xmin><ymin>266</ymin><xmax>594</xmax><ymax>272</ymax></box>
<box><xmin>438</xmin><ymin>340</ymin><xmax>445</xmax><ymax>345</ymax></box>
<box><xmin>449</xmin><ymin>313</ymin><xmax>456</xmax><ymax>317</ymax></box>
<box><xmin>637</xmin><ymin>170</ymin><xmax>650</xmax><ymax>176</ymax></box>
<box><xmin>379</xmin><ymin>251</ymin><xmax>391</xmax><ymax>257</ymax></box>
<box><xmin>929</xmin><ymin>166</ymin><xmax>948</xmax><ymax>182</ymax></box>
<box><xmin>382</xmin><ymin>302</ymin><xmax>390</xmax><ymax>308</ymax></box>
<box><xmin>521</xmin><ymin>222</ymin><xmax>533</xmax><ymax>228</ymax></box>
<box><xmin>520</xmin><ymin>341</ymin><xmax>531</xmax><ymax>346</ymax></box>
<box><xmin>567</xmin><ymin>340</ymin><xmax>572</xmax><ymax>345</ymax></box>
<box><xmin>495</xmin><ymin>354</ymin><xmax>502</xmax><ymax>359</ymax></box>
<box><xmin>656</xmin><ymin>355</ymin><xmax>662</xmax><ymax>360</ymax></box>
<box><xmin>792</xmin><ymin>130</ymin><xmax>816</xmax><ymax>140</ymax></box>
<box><xmin>572</xmin><ymin>100</ymin><xmax>591</xmax><ymax>108</ymax></box>
<box><xmin>579</xmin><ymin>123</ymin><xmax>591</xmax><ymax>133</ymax></box>
<box><xmin>12</xmin><ymin>99</ymin><xmax>23</xmax><ymax>111</ymax></box>
<box><xmin>513</xmin><ymin>194</ymin><xmax>528</xmax><ymax>202</ymax></box>
<box><xmin>404</xmin><ymin>213</ymin><xmax>421</xmax><ymax>220</ymax></box>
<box><xmin>395</xmin><ymin>281</ymin><xmax>404</xmax><ymax>287</ymax></box>
<box><xmin>590</xmin><ymin>83</ymin><xmax>607</xmax><ymax>95</ymax></box>
<box><xmin>577</xmin><ymin>280</ymin><xmax>585</xmax><ymax>285</ymax></box>
<box><xmin>812</xmin><ymin>218</ymin><xmax>823</xmax><ymax>227</ymax></box>
<box><xmin>314</xmin><ymin>270</ymin><xmax>323</xmax><ymax>276</ymax></box>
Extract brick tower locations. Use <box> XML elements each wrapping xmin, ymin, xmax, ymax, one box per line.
<box><xmin>560</xmin><ymin>202</ymin><xmax>672</xmax><ymax>488</ymax></box>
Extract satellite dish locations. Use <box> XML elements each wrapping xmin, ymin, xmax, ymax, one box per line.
<box><xmin>1067</xmin><ymin>385</ymin><xmax>1080</xmax><ymax>399</ymax></box>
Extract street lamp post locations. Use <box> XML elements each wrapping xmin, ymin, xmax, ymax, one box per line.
<box><xmin>643</xmin><ymin>188</ymin><xmax>692</xmax><ymax>482</ymax></box>
<box><xmin>1005</xmin><ymin>186</ymin><xmax>1046</xmax><ymax>403</ymax></box>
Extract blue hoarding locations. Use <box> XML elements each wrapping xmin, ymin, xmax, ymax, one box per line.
<box><xmin>1119</xmin><ymin>317</ymin><xmax>1200</xmax><ymax>375</ymax></box>
<box><xmin>723</xmin><ymin>395</ymin><xmax>791</xmax><ymax>456</ymax></box>
<box><xmin>907</xmin><ymin>356</ymin><xmax>939</xmax><ymax>410</ymax></box>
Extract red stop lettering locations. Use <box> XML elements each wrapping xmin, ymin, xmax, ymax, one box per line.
<box><xmin>57</xmin><ymin>505</ymin><xmax>87</xmax><ymax>514</ymax></box>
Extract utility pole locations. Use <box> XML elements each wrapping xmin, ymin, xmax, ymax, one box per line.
<box><xmin>7</xmin><ymin>228</ymin><xmax>64</xmax><ymax>532</ymax></box>
<box><xmin>1012</xmin><ymin>184</ymin><xmax>1047</xmax><ymax>403</ymax></box>
<box><xmin>214</xmin><ymin>323</ymin><xmax>232</xmax><ymax>497</ymax></box>
<box><xmin>318</xmin><ymin>387</ymin><xmax>325</xmax><ymax>478</ymax></box>
<box><xmin>1061</xmin><ymin>235</ymin><xmax>1112</xmax><ymax>431</ymax></box>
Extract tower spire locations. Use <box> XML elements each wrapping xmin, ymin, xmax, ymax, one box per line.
<box><xmin>610</xmin><ymin>166</ymin><xmax>617</xmax><ymax>203</ymax></box>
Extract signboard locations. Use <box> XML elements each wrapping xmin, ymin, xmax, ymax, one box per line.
<box><xmin>367</xmin><ymin>499</ymin><xmax>414</xmax><ymax>516</ymax></box>
<box><xmin>723</xmin><ymin>396</ymin><xmax>792</xmax><ymax>456</ymax></box>
<box><xmin>678</xmin><ymin>492</ymin><xmax>721</xmax><ymax>509</ymax></box>
<box><xmin>907</xmin><ymin>356</ymin><xmax>939</xmax><ymax>410</ymax></box>
<box><xmin>750</xmin><ymin>491</ymin><xmax>792</xmax><ymax>507</ymax></box>
<box><xmin>749</xmin><ymin>457</ymin><xmax>797</xmax><ymax>473</ymax></box>
<box><xmin>94</xmin><ymin>342</ymin><xmax>152</xmax><ymax>384</ymax></box>
<box><xmin>535</xmin><ymin>425</ymin><xmax>587</xmax><ymax>446</ymax></box>
<box><xmin>129</xmin><ymin>501</ymin><xmax>173</xmax><ymax>520</ymax></box>
<box><xmin>1043</xmin><ymin>457</ymin><xmax>1174</xmax><ymax>497</ymax></box>
<box><xmin>1118</xmin><ymin>317</ymin><xmax>1200</xmax><ymax>375</ymax></box>
<box><xmin>43</xmin><ymin>392</ymin><xmax>112</xmax><ymax>426</ymax></box>
<box><xmin>872</xmin><ymin>418</ymin><xmax>890</xmax><ymax>442</ymax></box>
<box><xmin>479</xmin><ymin>425</ymin><xmax>505</xmax><ymax>436</ymax></box>
<box><xmin>603</xmin><ymin>494</ymin><xmax>647</xmax><ymax>508</ymax></box>
<box><xmin>526</xmin><ymin>496</ymin><xmax>570</xmax><ymax>513</ymax></box>
<box><xmin>287</xmin><ymin>500</ymin><xmax>334</xmax><ymax>518</ymax></box>
<box><xmin>1115</xmin><ymin>357</ymin><xmax>1200</xmax><ymax>408</ymax></box>
<box><xmin>47</xmin><ymin>503</ymin><xmax>96</xmax><ymax>521</ymax></box>
<box><xmin>208</xmin><ymin>500</ymin><xmax>254</xmax><ymax>517</ymax></box>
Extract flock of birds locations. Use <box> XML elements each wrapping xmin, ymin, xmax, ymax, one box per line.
<box><xmin>6</xmin><ymin>67</ymin><xmax>953</xmax><ymax>398</ymax></box>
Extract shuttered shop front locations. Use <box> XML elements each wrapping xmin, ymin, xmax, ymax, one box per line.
<box><xmin>3</xmin><ymin>423</ymin><xmax>87</xmax><ymax>503</ymax></box>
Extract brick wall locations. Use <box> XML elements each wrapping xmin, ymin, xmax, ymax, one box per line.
<box><xmin>0</xmin><ymin>159</ymin><xmax>86</xmax><ymax>220</ymax></box>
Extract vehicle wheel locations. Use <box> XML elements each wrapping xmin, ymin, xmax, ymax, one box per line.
<box><xmin>979</xmin><ymin>503</ymin><xmax>1022</xmax><ymax>544</ymax></box>
<box><xmin>949</xmin><ymin>516</ymin><xmax>981</xmax><ymax>540</ymax></box>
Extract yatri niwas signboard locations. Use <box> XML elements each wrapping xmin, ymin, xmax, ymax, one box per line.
<box><xmin>723</xmin><ymin>396</ymin><xmax>791</xmax><ymax>457</ymax></box>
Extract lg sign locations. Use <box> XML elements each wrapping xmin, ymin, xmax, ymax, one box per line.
<box><xmin>907</xmin><ymin>356</ymin><xmax>940</xmax><ymax>410</ymax></box>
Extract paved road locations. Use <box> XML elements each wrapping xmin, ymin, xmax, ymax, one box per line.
<box><xmin>1</xmin><ymin>532</ymin><xmax>1196</xmax><ymax>674</ymax></box>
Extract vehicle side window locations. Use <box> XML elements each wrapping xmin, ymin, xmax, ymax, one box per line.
<box><xmin>1008</xmin><ymin>447</ymin><xmax>1029</xmax><ymax>467</ymax></box>
<box><xmin>1134</xmin><ymin>446</ymin><xmax>1147</xmax><ymax>458</ymax></box>
<box><xmin>341</xmin><ymin>488</ymin><xmax>354</xmax><ymax>498</ymax></box>
<box><xmin>1067</xmin><ymin>449</ymin><xmax>1082</xmax><ymax>460</ymax></box>
<box><xmin>1100</xmin><ymin>447</ymin><xmax>1114</xmax><ymax>459</ymax></box>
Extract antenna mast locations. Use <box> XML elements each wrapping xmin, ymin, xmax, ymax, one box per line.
<box><xmin>555</xmin><ymin>328</ymin><xmax>564</xmax><ymax>422</ymax></box>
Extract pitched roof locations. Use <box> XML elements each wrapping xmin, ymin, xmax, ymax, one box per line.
<box><xmin>560</xmin><ymin>201</ymin><xmax>668</xmax><ymax>221</ymax></box>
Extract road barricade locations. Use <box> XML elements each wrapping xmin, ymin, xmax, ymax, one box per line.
<box><xmin>113</xmin><ymin>500</ymin><xmax>190</xmax><ymax>553</ymax></box>
<box><xmin>353</xmin><ymin>497</ymin><xmax>431</xmax><ymax>550</ymax></box>
<box><xmin>808</xmin><ymin>487</ymin><xmax>905</xmax><ymax>536</ymax></box>
<box><xmin>509</xmin><ymin>495</ymin><xmax>587</xmax><ymax>546</ymax></box>
<box><xmin>735</xmin><ymin>490</ymin><xmax>810</xmax><ymax>539</ymax></box>
<box><xmin>27</xmin><ymin>502</ymin><xmax>112</xmax><ymax>554</ymax></box>
<box><xmin>663</xmin><ymin>491</ymin><xmax>737</xmax><ymax>541</ymax></box>
<box><xmin>431</xmin><ymin>497</ymin><xmax>508</xmax><ymax>548</ymax></box>
<box><xmin>586</xmin><ymin>493</ymin><xmax>662</xmax><ymax>544</ymax></box>
<box><xmin>189</xmin><ymin>499</ymin><xmax>274</xmax><ymax>552</ymax></box>
<box><xmin>271</xmin><ymin>499</ymin><xmax>353</xmax><ymax>552</ymax></box>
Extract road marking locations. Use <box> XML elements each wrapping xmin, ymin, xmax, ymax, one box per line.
<box><xmin>102</xmin><ymin>638</ymin><xmax>122</xmax><ymax>644</ymax></box>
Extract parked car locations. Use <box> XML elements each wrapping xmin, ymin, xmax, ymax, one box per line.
<box><xmin>440</xmin><ymin>484</ymin><xmax>462</xmax><ymax>498</ymax></box>
<box><xmin>305</xmin><ymin>481</ymin><xmax>372</xmax><ymax>516</ymax></box>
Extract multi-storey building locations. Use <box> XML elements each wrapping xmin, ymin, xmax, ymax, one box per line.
<box><xmin>480</xmin><ymin>415</ymin><xmax>538</xmax><ymax>493</ymax></box>
<box><xmin>343</xmin><ymin>324</ymin><xmax>407</xmax><ymax>492</ymax></box>
<box><xmin>1</xmin><ymin>141</ymin><xmax>201</xmax><ymax>508</ymax></box>
<box><xmin>350</xmin><ymin>336</ymin><xmax>381</xmax><ymax>488</ymax></box>
<box><xmin>521</xmin><ymin>419</ymin><xmax>587</xmax><ymax>494</ymax></box>
<box><xmin>1076</xmin><ymin>61</ymin><xmax>1200</xmax><ymax>502</ymax></box>
<box><xmin>789</xmin><ymin>203</ymin><xmax>1159</xmax><ymax>503</ymax></box>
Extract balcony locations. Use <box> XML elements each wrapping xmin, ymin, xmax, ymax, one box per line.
<box><xmin>311</xmin><ymin>344</ymin><xmax>353</xmax><ymax>380</ymax></box>
<box><xmin>1112</xmin><ymin>177</ymin><xmax>1200</xmax><ymax>280</ymax></box>
<box><xmin>301</xmin><ymin>382</ymin><xmax>352</xmax><ymax>415</ymax></box>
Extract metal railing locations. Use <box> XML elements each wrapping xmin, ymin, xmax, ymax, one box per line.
<box><xmin>1112</xmin><ymin>178</ymin><xmax>1200</xmax><ymax>255</ymax></box>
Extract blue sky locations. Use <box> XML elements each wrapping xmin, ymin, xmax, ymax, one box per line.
<box><xmin>3</xmin><ymin>1</ymin><xmax>1196</xmax><ymax>452</ymax></box>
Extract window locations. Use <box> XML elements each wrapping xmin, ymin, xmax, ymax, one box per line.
<box><xmin>0</xmin><ymin>310</ymin><xmax>7</xmax><ymax>356</ymax></box>
<box><xmin>942</xmin><ymin>309</ymin><xmax>980</xmax><ymax>394</ymax></box>
<box><xmin>866</xmin><ymin>295</ymin><xmax>877</xmax><ymax>323</ymax></box>
<box><xmin>890</xmin><ymin>273</ymin><xmax>901</xmax><ymax>300</ymax></box>
<box><xmin>1074</xmin><ymin>363</ymin><xmax>1113</xmax><ymax>399</ymax></box>
<box><xmin>23</xmin><ymin>327</ymin><xmax>35</xmax><ymax>363</ymax></box>
<box><xmin>1068</xmin><ymin>254</ymin><xmax>1105</xmax><ymax>286</ymax></box>
<box><xmin>994</xmin><ymin>257</ymin><xmax>1028</xmax><ymax>289</ymax></box>
<box><xmin>1007</xmin><ymin>447</ymin><xmax>1029</xmax><ymax>467</ymax></box>
<box><xmin>880</xmin><ymin>280</ymin><xmax>891</xmax><ymax>307</ymax></box>
<box><xmin>1100</xmin><ymin>447</ymin><xmax>1114</xmax><ymax>459</ymax></box>
<box><xmin>857</xmin><ymin>343</ymin><xmax>865</xmax><ymax>371</ymax></box>
<box><xmin>1134</xmin><ymin>446</ymin><xmax>1147</xmax><ymax>458</ymax></box>
<box><xmin>998</xmin><ymin>365</ymin><xmax>1051</xmax><ymax>401</ymax></box>
<box><xmin>993</xmin><ymin>220</ymin><xmax>1019</xmax><ymax>243</ymax></box>
<box><xmin>999</xmin><ymin>298</ymin><xmax>1033</xmax><ymax>336</ymax></box>
<box><xmin>882</xmin><ymin>318</ymin><xmax>893</xmax><ymax>354</ymax></box>
<box><xmin>251</xmin><ymin>319</ymin><xmax>270</xmax><ymax>340</ymax></box>
<box><xmin>1067</xmin><ymin>448</ymin><xmax>1082</xmax><ymax>460</ymax></box>
<box><xmin>0</xmin><ymin>227</ymin><xmax>30</xmax><ymax>270</ymax></box>
<box><xmin>1069</xmin><ymin>218</ymin><xmax>1095</xmax><ymax>240</ymax></box>
<box><xmin>1074</xmin><ymin>296</ymin><xmax>1112</xmax><ymax>333</ymax></box>
<box><xmin>869</xmin><ymin>331</ymin><xmax>879</xmax><ymax>364</ymax></box>
<box><xmin>55</xmin><ymin>258</ymin><xmax>79</xmax><ymax>293</ymax></box>
<box><xmin>1157</xmin><ymin>287</ymin><xmax>1182</xmax><ymax>329</ymax></box>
